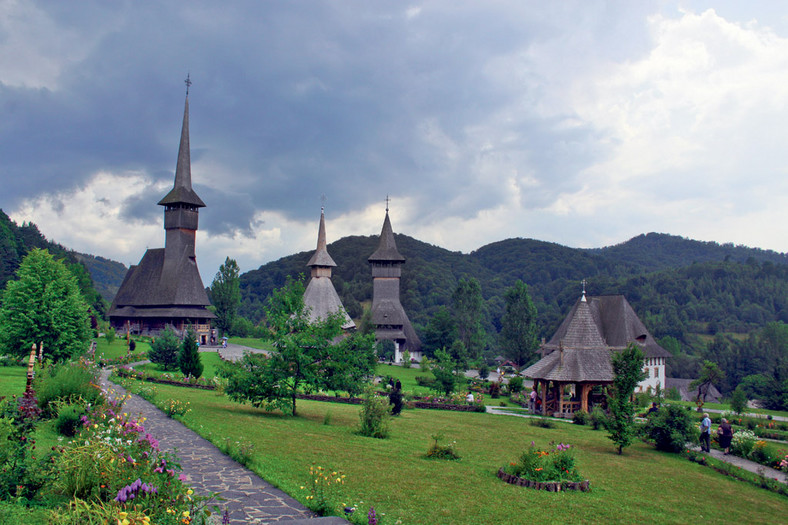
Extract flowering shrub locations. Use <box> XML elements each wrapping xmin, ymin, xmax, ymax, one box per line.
<box><xmin>730</xmin><ymin>429</ymin><xmax>757</xmax><ymax>457</ymax></box>
<box><xmin>52</xmin><ymin>398</ymin><xmax>214</xmax><ymax>523</ymax></box>
<box><xmin>503</xmin><ymin>441</ymin><xmax>582</xmax><ymax>482</ymax></box>
<box><xmin>301</xmin><ymin>465</ymin><xmax>346</xmax><ymax>515</ymax></box>
<box><xmin>162</xmin><ymin>399</ymin><xmax>191</xmax><ymax>417</ymax></box>
<box><xmin>425</xmin><ymin>434</ymin><xmax>461</xmax><ymax>460</ymax></box>
<box><xmin>780</xmin><ymin>454</ymin><xmax>788</xmax><ymax>473</ymax></box>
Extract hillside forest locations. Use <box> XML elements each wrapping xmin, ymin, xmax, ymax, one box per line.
<box><xmin>238</xmin><ymin>232</ymin><xmax>788</xmax><ymax>401</ymax></box>
<box><xmin>1</xmin><ymin>208</ymin><xmax>786</xmax><ymax>403</ymax></box>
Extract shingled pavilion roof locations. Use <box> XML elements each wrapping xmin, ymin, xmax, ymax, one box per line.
<box><xmin>522</xmin><ymin>294</ymin><xmax>669</xmax><ymax>383</ymax></box>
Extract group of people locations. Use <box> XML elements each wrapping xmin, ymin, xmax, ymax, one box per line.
<box><xmin>699</xmin><ymin>412</ymin><xmax>734</xmax><ymax>454</ymax></box>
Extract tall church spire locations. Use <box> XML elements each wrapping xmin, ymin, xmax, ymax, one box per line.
<box><xmin>307</xmin><ymin>207</ymin><xmax>337</xmax><ymax>268</ymax></box>
<box><xmin>158</xmin><ymin>81</ymin><xmax>205</xmax><ymax>208</ymax></box>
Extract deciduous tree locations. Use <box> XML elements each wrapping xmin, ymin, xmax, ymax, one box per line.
<box><xmin>606</xmin><ymin>343</ymin><xmax>647</xmax><ymax>455</ymax></box>
<box><xmin>220</xmin><ymin>277</ymin><xmax>375</xmax><ymax>415</ymax></box>
<box><xmin>210</xmin><ymin>257</ymin><xmax>241</xmax><ymax>337</ymax></box>
<box><xmin>499</xmin><ymin>280</ymin><xmax>539</xmax><ymax>368</ymax></box>
<box><xmin>451</xmin><ymin>278</ymin><xmax>486</xmax><ymax>361</ymax></box>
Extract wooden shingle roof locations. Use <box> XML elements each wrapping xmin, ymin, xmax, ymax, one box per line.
<box><xmin>368</xmin><ymin>211</ymin><xmax>405</xmax><ymax>262</ymax></box>
<box><xmin>157</xmin><ymin>97</ymin><xmax>206</xmax><ymax>208</ymax></box>
<box><xmin>523</xmin><ymin>294</ymin><xmax>670</xmax><ymax>382</ymax></box>
<box><xmin>306</xmin><ymin>209</ymin><xmax>336</xmax><ymax>268</ymax></box>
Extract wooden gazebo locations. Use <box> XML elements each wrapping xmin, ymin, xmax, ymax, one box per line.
<box><xmin>523</xmin><ymin>291</ymin><xmax>670</xmax><ymax>418</ymax></box>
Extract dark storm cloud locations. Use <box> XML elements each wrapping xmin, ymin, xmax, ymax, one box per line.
<box><xmin>0</xmin><ymin>1</ymin><xmax>635</xmax><ymax>238</ymax></box>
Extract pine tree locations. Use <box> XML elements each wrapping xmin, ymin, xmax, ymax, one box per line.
<box><xmin>178</xmin><ymin>329</ymin><xmax>204</xmax><ymax>379</ymax></box>
<box><xmin>499</xmin><ymin>280</ymin><xmax>539</xmax><ymax>368</ymax></box>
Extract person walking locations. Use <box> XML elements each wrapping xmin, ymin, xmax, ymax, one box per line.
<box><xmin>700</xmin><ymin>412</ymin><xmax>712</xmax><ymax>453</ymax></box>
<box><xmin>718</xmin><ymin>418</ymin><xmax>733</xmax><ymax>455</ymax></box>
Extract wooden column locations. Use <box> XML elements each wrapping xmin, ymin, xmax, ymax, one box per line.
<box><xmin>540</xmin><ymin>379</ymin><xmax>548</xmax><ymax>416</ymax></box>
<box><xmin>580</xmin><ymin>383</ymin><xmax>589</xmax><ymax>413</ymax></box>
<box><xmin>558</xmin><ymin>382</ymin><xmax>564</xmax><ymax>415</ymax></box>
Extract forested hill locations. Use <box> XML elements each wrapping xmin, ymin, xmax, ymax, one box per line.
<box><xmin>239</xmin><ymin>233</ymin><xmax>788</xmax><ymax>353</ymax></box>
<box><xmin>588</xmin><ymin>232</ymin><xmax>788</xmax><ymax>272</ymax></box>
<box><xmin>0</xmin><ymin>209</ymin><xmax>109</xmax><ymax>316</ymax></box>
<box><xmin>73</xmin><ymin>253</ymin><xmax>128</xmax><ymax>303</ymax></box>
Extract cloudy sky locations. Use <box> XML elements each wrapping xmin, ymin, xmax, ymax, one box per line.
<box><xmin>3</xmin><ymin>1</ymin><xmax>788</xmax><ymax>279</ymax></box>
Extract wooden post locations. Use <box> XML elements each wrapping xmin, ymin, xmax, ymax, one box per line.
<box><xmin>558</xmin><ymin>382</ymin><xmax>564</xmax><ymax>416</ymax></box>
<box><xmin>37</xmin><ymin>341</ymin><xmax>43</xmax><ymax>361</ymax></box>
<box><xmin>26</xmin><ymin>343</ymin><xmax>37</xmax><ymax>392</ymax></box>
<box><xmin>540</xmin><ymin>379</ymin><xmax>547</xmax><ymax>416</ymax></box>
<box><xmin>580</xmin><ymin>383</ymin><xmax>589</xmax><ymax>413</ymax></box>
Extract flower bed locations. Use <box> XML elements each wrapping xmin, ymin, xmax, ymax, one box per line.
<box><xmin>115</xmin><ymin>366</ymin><xmax>217</xmax><ymax>390</ymax></box>
<box><xmin>499</xmin><ymin>441</ymin><xmax>589</xmax><ymax>492</ymax></box>
<box><xmin>496</xmin><ymin>468</ymin><xmax>591</xmax><ymax>492</ymax></box>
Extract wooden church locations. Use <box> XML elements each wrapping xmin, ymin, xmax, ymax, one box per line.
<box><xmin>108</xmin><ymin>86</ymin><xmax>215</xmax><ymax>344</ymax></box>
<box><xmin>368</xmin><ymin>206</ymin><xmax>422</xmax><ymax>363</ymax></box>
<box><xmin>302</xmin><ymin>207</ymin><xmax>355</xmax><ymax>330</ymax></box>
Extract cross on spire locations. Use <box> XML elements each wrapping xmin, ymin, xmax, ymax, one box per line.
<box><xmin>581</xmin><ymin>279</ymin><xmax>587</xmax><ymax>302</ymax></box>
<box><xmin>321</xmin><ymin>194</ymin><xmax>326</xmax><ymax>213</ymax></box>
<box><xmin>385</xmin><ymin>194</ymin><xmax>390</xmax><ymax>212</ymax></box>
<box><xmin>185</xmin><ymin>73</ymin><xmax>192</xmax><ymax>96</ymax></box>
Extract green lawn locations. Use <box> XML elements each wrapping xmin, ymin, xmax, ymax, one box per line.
<box><xmin>227</xmin><ymin>337</ymin><xmax>274</xmax><ymax>351</ymax></box>
<box><xmin>133</xmin><ymin>351</ymin><xmax>224</xmax><ymax>379</ymax></box>
<box><xmin>140</xmin><ymin>382</ymin><xmax>787</xmax><ymax>524</ymax></box>
<box><xmin>93</xmin><ymin>337</ymin><xmax>149</xmax><ymax>361</ymax></box>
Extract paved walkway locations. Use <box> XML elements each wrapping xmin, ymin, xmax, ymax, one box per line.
<box><xmin>99</xmin><ymin>369</ymin><xmax>347</xmax><ymax>525</ymax></box>
<box><xmin>487</xmin><ymin>405</ymin><xmax>788</xmax><ymax>483</ymax></box>
<box><xmin>216</xmin><ymin>343</ymin><xmax>268</xmax><ymax>362</ymax></box>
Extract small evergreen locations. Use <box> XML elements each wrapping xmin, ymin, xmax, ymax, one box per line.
<box><xmin>149</xmin><ymin>326</ymin><xmax>180</xmax><ymax>370</ymax></box>
<box><xmin>178</xmin><ymin>329</ymin><xmax>203</xmax><ymax>379</ymax></box>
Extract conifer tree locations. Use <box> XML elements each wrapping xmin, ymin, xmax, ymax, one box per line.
<box><xmin>178</xmin><ymin>328</ymin><xmax>203</xmax><ymax>379</ymax></box>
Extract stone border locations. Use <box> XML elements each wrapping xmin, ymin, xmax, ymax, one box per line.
<box><xmin>497</xmin><ymin>468</ymin><xmax>591</xmax><ymax>492</ymax></box>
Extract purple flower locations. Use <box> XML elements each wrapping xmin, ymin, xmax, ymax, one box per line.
<box><xmin>368</xmin><ymin>506</ymin><xmax>377</xmax><ymax>525</ymax></box>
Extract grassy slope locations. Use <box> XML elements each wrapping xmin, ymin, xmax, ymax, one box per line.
<box><xmin>150</xmin><ymin>382</ymin><xmax>786</xmax><ymax>524</ymax></box>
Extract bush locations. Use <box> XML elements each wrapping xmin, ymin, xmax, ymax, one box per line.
<box><xmin>489</xmin><ymin>382</ymin><xmax>501</xmax><ymax>399</ymax></box>
<box><xmin>589</xmin><ymin>405</ymin><xmax>607</xmax><ymax>430</ymax></box>
<box><xmin>128</xmin><ymin>339</ymin><xmax>136</xmax><ymax>353</ymax></box>
<box><xmin>148</xmin><ymin>326</ymin><xmax>180</xmax><ymax>370</ymax></box>
<box><xmin>508</xmin><ymin>376</ymin><xmax>524</xmax><ymax>394</ymax></box>
<box><xmin>643</xmin><ymin>404</ymin><xmax>695</xmax><ymax>453</ymax></box>
<box><xmin>530</xmin><ymin>418</ymin><xmax>555</xmax><ymax>429</ymax></box>
<box><xmin>358</xmin><ymin>388</ymin><xmax>390</xmax><ymax>439</ymax></box>
<box><xmin>503</xmin><ymin>442</ymin><xmax>582</xmax><ymax>482</ymax></box>
<box><xmin>425</xmin><ymin>434</ymin><xmax>461</xmax><ymax>460</ymax></box>
<box><xmin>478</xmin><ymin>362</ymin><xmax>490</xmax><ymax>380</ymax></box>
<box><xmin>730</xmin><ymin>387</ymin><xmax>747</xmax><ymax>415</ymax></box>
<box><xmin>55</xmin><ymin>404</ymin><xmax>87</xmax><ymax>437</ymax></box>
<box><xmin>34</xmin><ymin>361</ymin><xmax>104</xmax><ymax>418</ymax></box>
<box><xmin>730</xmin><ymin>429</ymin><xmax>757</xmax><ymax>457</ymax></box>
<box><xmin>415</xmin><ymin>376</ymin><xmax>436</xmax><ymax>388</ymax></box>
<box><xmin>665</xmin><ymin>387</ymin><xmax>682</xmax><ymax>401</ymax></box>
<box><xmin>573</xmin><ymin>409</ymin><xmax>588</xmax><ymax>425</ymax></box>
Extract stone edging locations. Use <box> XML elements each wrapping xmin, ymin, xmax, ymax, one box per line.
<box><xmin>497</xmin><ymin>468</ymin><xmax>591</xmax><ymax>492</ymax></box>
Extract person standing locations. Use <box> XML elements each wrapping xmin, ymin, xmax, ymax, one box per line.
<box><xmin>718</xmin><ymin>418</ymin><xmax>733</xmax><ymax>455</ymax></box>
<box><xmin>529</xmin><ymin>388</ymin><xmax>537</xmax><ymax>413</ymax></box>
<box><xmin>700</xmin><ymin>412</ymin><xmax>712</xmax><ymax>452</ymax></box>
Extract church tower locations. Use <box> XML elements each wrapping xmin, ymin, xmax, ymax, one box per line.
<box><xmin>303</xmin><ymin>207</ymin><xmax>354</xmax><ymax>330</ymax></box>
<box><xmin>109</xmin><ymin>78</ymin><xmax>215</xmax><ymax>343</ymax></box>
<box><xmin>368</xmin><ymin>203</ymin><xmax>422</xmax><ymax>363</ymax></box>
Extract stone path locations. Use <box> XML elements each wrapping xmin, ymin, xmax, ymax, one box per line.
<box><xmin>99</xmin><ymin>369</ymin><xmax>347</xmax><ymax>525</ymax></box>
<box><xmin>216</xmin><ymin>342</ymin><xmax>268</xmax><ymax>362</ymax></box>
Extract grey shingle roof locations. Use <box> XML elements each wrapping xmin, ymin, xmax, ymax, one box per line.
<box><xmin>523</xmin><ymin>294</ymin><xmax>670</xmax><ymax>382</ymax></box>
<box><xmin>109</xmin><ymin>248</ymin><xmax>212</xmax><ymax>311</ymax></box>
<box><xmin>368</xmin><ymin>211</ymin><xmax>405</xmax><ymax>262</ymax></box>
<box><xmin>544</xmin><ymin>295</ymin><xmax>671</xmax><ymax>359</ymax></box>
<box><xmin>522</xmin><ymin>347</ymin><xmax>614</xmax><ymax>382</ymax></box>
<box><xmin>303</xmin><ymin>276</ymin><xmax>355</xmax><ymax>330</ymax></box>
<box><xmin>157</xmin><ymin>97</ymin><xmax>206</xmax><ymax>208</ymax></box>
<box><xmin>306</xmin><ymin>209</ymin><xmax>336</xmax><ymax>268</ymax></box>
